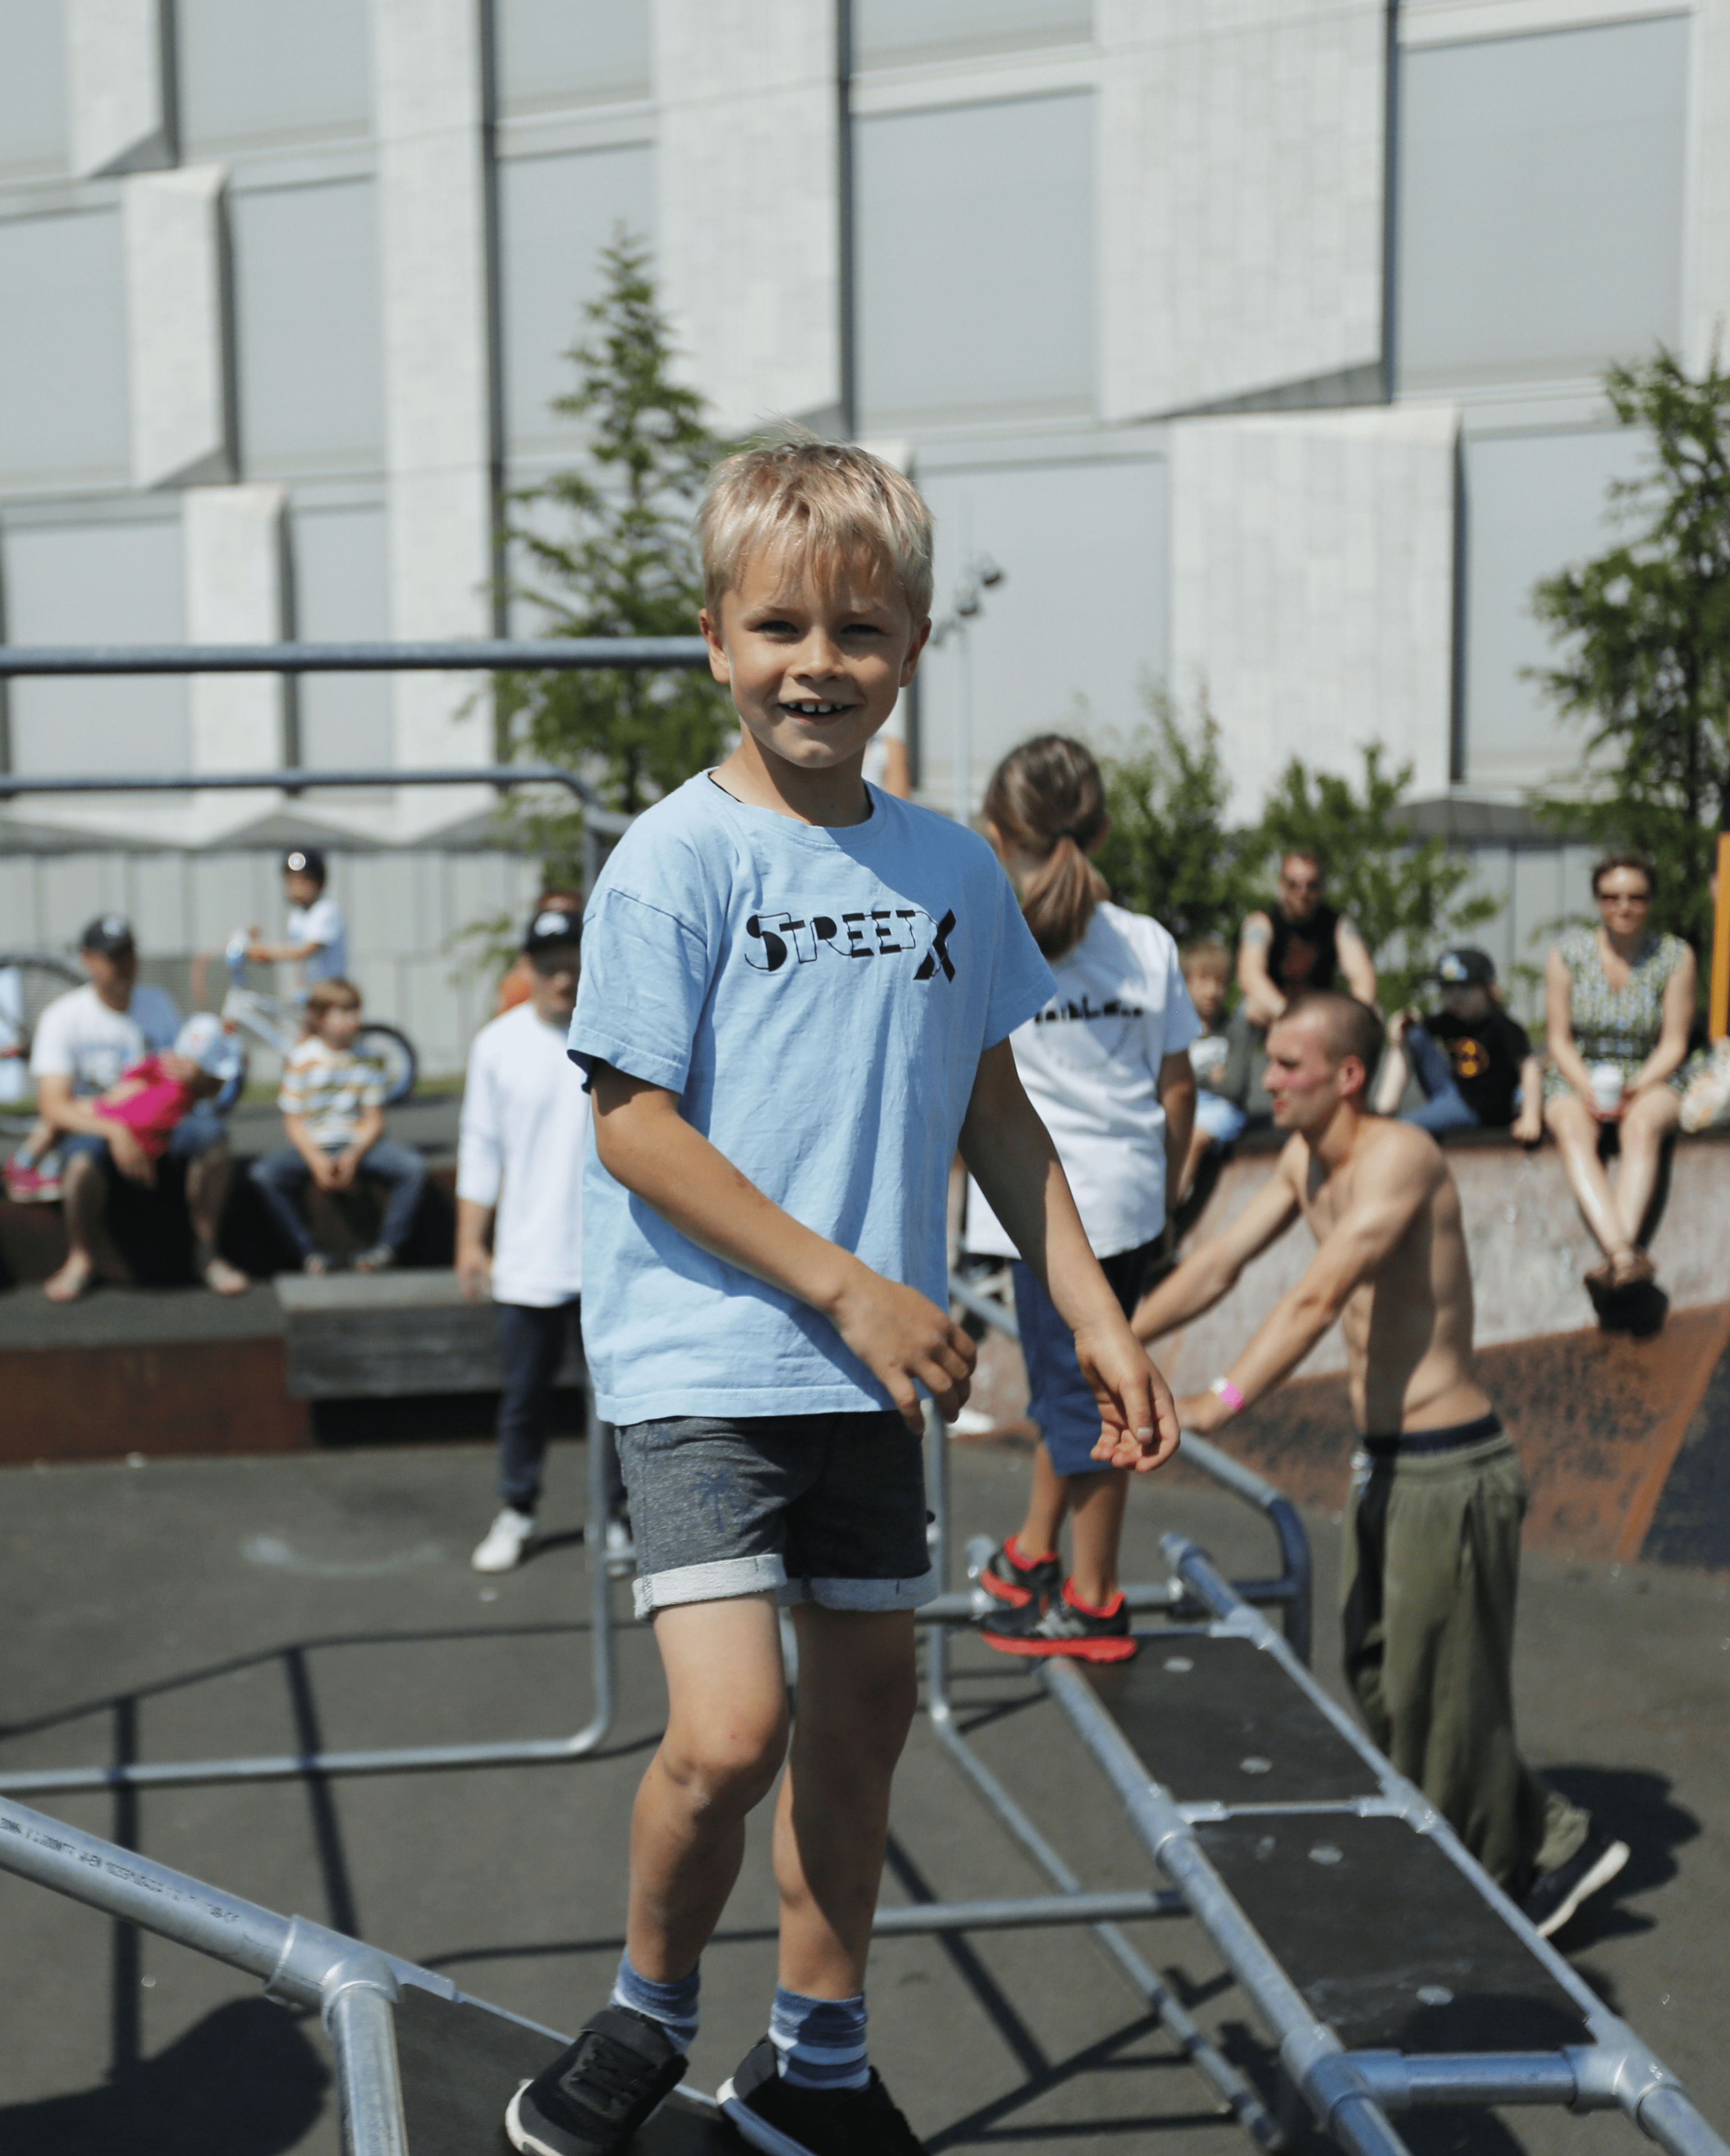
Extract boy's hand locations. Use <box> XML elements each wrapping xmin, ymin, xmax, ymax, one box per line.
<box><xmin>827</xmin><ymin>1264</ymin><xmax>976</xmax><ymax>1433</ymax></box>
<box><xmin>328</xmin><ymin>1149</ymin><xmax>361</xmax><ymax>1190</ymax></box>
<box><xmin>1079</xmin><ymin>1318</ymin><xmax>1182</xmax><ymax>1473</ymax></box>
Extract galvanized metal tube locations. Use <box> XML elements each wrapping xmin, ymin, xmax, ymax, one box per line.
<box><xmin>0</xmin><ymin>1792</ymin><xmax>291</xmax><ymax>1977</ymax></box>
<box><xmin>326</xmin><ymin>1979</ymin><xmax>411</xmax><ymax>2156</ymax></box>
<box><xmin>0</xmin><ymin>637</ymin><xmax>709</xmax><ymax>676</ymax></box>
<box><xmin>1349</xmin><ymin>2050</ymin><xmax>1581</xmax><ymax>2109</ymax></box>
<box><xmin>1637</xmin><ymin>2084</ymin><xmax>1730</xmax><ymax>2156</ymax></box>
<box><xmin>0</xmin><ymin>762</ymin><xmax>631</xmax><ymax>834</ymax></box>
<box><xmin>872</xmin><ymin>1889</ymin><xmax>1183</xmax><ymax>1934</ymax></box>
<box><xmin>0</xmin><ymin>1413</ymin><xmax>619</xmax><ymax>1798</ymax></box>
<box><xmin>1176</xmin><ymin>1435</ymin><xmax>1313</xmax><ymax>1664</ymax></box>
<box><xmin>1042</xmin><ymin>1658</ymin><xmax>1415</xmax><ymax>2156</ymax></box>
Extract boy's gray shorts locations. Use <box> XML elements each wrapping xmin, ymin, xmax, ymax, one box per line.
<box><xmin>615</xmin><ymin>1409</ymin><xmax>936</xmax><ymax>1620</ymax></box>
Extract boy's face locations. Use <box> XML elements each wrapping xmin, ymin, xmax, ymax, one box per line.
<box><xmin>286</xmin><ymin>871</ymin><xmax>322</xmax><ymax>909</ymax></box>
<box><xmin>315</xmin><ymin>1001</ymin><xmax>363</xmax><ymax>1049</ymax></box>
<box><xmin>1438</xmin><ymin>983</ymin><xmax>1492</xmax><ymax>1021</ymax></box>
<box><xmin>699</xmin><ymin>545</ymin><xmax>928</xmax><ymax>778</ymax></box>
<box><xmin>1184</xmin><ymin>966</ymin><xmax>1228</xmax><ymax>1025</ymax></box>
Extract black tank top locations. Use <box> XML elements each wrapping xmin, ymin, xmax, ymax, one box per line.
<box><xmin>1267</xmin><ymin>903</ymin><xmax>1341</xmax><ymax>995</ymax></box>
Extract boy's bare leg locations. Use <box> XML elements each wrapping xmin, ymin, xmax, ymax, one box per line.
<box><xmin>773</xmin><ymin>1606</ymin><xmax>917</xmax><ymax>1998</ymax></box>
<box><xmin>1011</xmin><ymin>1440</ymin><xmax>1070</xmax><ymax>1561</ymax></box>
<box><xmin>626</xmin><ymin>1593</ymin><xmax>790</xmax><ymax>1983</ymax></box>
<box><xmin>1066</xmin><ymin>1465</ymin><xmax>1130</xmax><ymax>1609</ymax></box>
<box><xmin>1179</xmin><ymin>1125</ymin><xmax>1213</xmax><ymax>1207</ymax></box>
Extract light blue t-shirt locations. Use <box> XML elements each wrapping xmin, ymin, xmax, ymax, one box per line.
<box><xmin>569</xmin><ymin>773</ymin><xmax>1055</xmax><ymax>1423</ymax></box>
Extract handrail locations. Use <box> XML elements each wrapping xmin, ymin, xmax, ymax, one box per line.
<box><xmin>0</xmin><ymin>636</ymin><xmax>710</xmax><ymax>676</ymax></box>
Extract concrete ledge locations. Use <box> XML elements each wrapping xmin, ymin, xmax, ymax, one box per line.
<box><xmin>273</xmin><ymin>1272</ymin><xmax>580</xmax><ymax>1401</ymax></box>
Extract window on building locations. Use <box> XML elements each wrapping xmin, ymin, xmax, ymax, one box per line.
<box><xmin>497</xmin><ymin>144</ymin><xmax>655</xmax><ymax>464</ymax></box>
<box><xmin>0</xmin><ymin>211</ymin><xmax>129</xmax><ymax>491</ymax></box>
<box><xmin>1460</xmin><ymin>426</ymin><xmax>1648</xmax><ymax>788</ymax></box>
<box><xmin>2</xmin><ymin>517</ymin><xmax>189</xmax><ymax>776</ymax></box>
<box><xmin>853</xmin><ymin>0</ymin><xmax>1091</xmax><ymax>70</ymax></box>
<box><xmin>0</xmin><ymin>0</ymin><xmax>68</xmax><ymax>178</ymax></box>
<box><xmin>1396</xmin><ymin>18</ymin><xmax>1688</xmax><ymax>391</ymax></box>
<box><xmin>177</xmin><ymin>0</ymin><xmax>371</xmax><ymax>153</ymax></box>
<box><xmin>493</xmin><ymin>0</ymin><xmax>651</xmax><ymax>113</ymax></box>
<box><xmin>230</xmin><ymin>180</ymin><xmax>386</xmax><ymax>477</ymax></box>
<box><xmin>916</xmin><ymin>456</ymin><xmax>1167</xmax><ymax>800</ymax></box>
<box><xmin>855</xmin><ymin>92</ymin><xmax>1095</xmax><ymax>428</ymax></box>
<box><xmin>290</xmin><ymin>502</ymin><xmax>393</xmax><ymax>772</ymax></box>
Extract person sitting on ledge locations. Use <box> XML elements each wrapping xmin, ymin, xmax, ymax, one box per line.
<box><xmin>1372</xmin><ymin>947</ymin><xmax>1543</xmax><ymax>1143</ymax></box>
<box><xmin>26</xmin><ymin>915</ymin><xmax>246</xmax><ymax>1303</ymax></box>
<box><xmin>1541</xmin><ymin>853</ymin><xmax>1694</xmax><ymax>1317</ymax></box>
<box><xmin>249</xmin><ymin>977</ymin><xmax>424</xmax><ymax>1275</ymax></box>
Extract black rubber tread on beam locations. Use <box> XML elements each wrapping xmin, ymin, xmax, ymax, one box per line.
<box><xmin>393</xmin><ymin>1985</ymin><xmax>733</xmax><ymax>2154</ymax></box>
<box><xmin>1196</xmin><ymin>1814</ymin><xmax>1592</xmax><ymax>2054</ymax></box>
<box><xmin>1082</xmin><ymin>1634</ymin><xmax>1383</xmax><ymax>1805</ymax></box>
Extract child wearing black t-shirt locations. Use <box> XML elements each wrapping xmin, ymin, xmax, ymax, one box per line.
<box><xmin>1374</xmin><ymin>947</ymin><xmax>1543</xmax><ymax>1142</ymax></box>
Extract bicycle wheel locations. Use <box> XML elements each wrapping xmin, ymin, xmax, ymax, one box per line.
<box><xmin>0</xmin><ymin>953</ymin><xmax>81</xmax><ymax>1136</ymax></box>
<box><xmin>355</xmin><ymin>1022</ymin><xmax>418</xmax><ymax>1106</ymax></box>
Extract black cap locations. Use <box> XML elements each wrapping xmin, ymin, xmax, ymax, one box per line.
<box><xmin>79</xmin><ymin>913</ymin><xmax>136</xmax><ymax>957</ymax></box>
<box><xmin>1432</xmin><ymin>947</ymin><xmax>1496</xmax><ymax>987</ymax></box>
<box><xmin>523</xmin><ymin>905</ymin><xmax>582</xmax><ymax>956</ymax></box>
<box><xmin>283</xmin><ymin>846</ymin><xmax>326</xmax><ymax>881</ymax></box>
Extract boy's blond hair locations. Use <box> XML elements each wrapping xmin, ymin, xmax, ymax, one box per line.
<box><xmin>699</xmin><ymin>433</ymin><xmax>935</xmax><ymax>620</ymax></box>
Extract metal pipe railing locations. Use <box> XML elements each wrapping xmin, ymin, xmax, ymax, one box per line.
<box><xmin>0</xmin><ymin>637</ymin><xmax>710</xmax><ymax>677</ymax></box>
<box><xmin>0</xmin><ymin>1402</ymin><xmax>621</xmax><ymax>1798</ymax></box>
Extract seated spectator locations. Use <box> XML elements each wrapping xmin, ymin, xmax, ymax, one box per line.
<box><xmin>25</xmin><ymin>915</ymin><xmax>246</xmax><ymax>1302</ymax></box>
<box><xmin>1237</xmin><ymin>848</ymin><xmax>1379</xmax><ymax>1026</ymax></box>
<box><xmin>1176</xmin><ymin>938</ymin><xmax>1255</xmax><ymax>1203</ymax></box>
<box><xmin>1372</xmin><ymin>948</ymin><xmax>1543</xmax><ymax>1143</ymax></box>
<box><xmin>249</xmin><ymin>978</ymin><xmax>425</xmax><ymax>1275</ymax></box>
<box><xmin>1542</xmin><ymin>853</ymin><xmax>1695</xmax><ymax>1310</ymax></box>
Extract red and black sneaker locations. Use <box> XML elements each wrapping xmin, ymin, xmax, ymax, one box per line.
<box><xmin>977</xmin><ymin>1536</ymin><xmax>1063</xmax><ymax>1610</ymax></box>
<box><xmin>980</xmin><ymin>1578</ymin><xmax>1137</xmax><ymax>1663</ymax></box>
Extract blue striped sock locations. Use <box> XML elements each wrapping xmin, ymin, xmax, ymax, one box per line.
<box><xmin>770</xmin><ymin>1985</ymin><xmax>869</xmax><ymax>2092</ymax></box>
<box><xmin>610</xmin><ymin>1951</ymin><xmax>699</xmax><ymax>2055</ymax></box>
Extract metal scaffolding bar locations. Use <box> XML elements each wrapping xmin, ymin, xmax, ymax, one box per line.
<box><xmin>0</xmin><ymin>637</ymin><xmax>710</xmax><ymax>677</ymax></box>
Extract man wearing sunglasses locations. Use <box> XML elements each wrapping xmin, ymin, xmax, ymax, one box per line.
<box><xmin>1238</xmin><ymin>849</ymin><xmax>1378</xmax><ymax>1030</ymax></box>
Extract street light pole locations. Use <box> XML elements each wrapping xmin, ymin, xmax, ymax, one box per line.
<box><xmin>929</xmin><ymin>520</ymin><xmax>1004</xmax><ymax>828</ymax></box>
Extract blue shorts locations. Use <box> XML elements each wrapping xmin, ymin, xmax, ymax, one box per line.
<box><xmin>615</xmin><ymin>1409</ymin><xmax>936</xmax><ymax>1620</ymax></box>
<box><xmin>60</xmin><ymin>1112</ymin><xmax>226</xmax><ymax>1168</ymax></box>
<box><xmin>1011</xmin><ymin>1236</ymin><xmax>1163</xmax><ymax>1476</ymax></box>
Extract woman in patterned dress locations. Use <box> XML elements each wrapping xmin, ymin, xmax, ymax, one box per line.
<box><xmin>1543</xmin><ymin>854</ymin><xmax>1696</xmax><ymax>1298</ymax></box>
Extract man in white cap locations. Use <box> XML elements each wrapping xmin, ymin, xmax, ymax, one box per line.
<box><xmin>459</xmin><ymin>904</ymin><xmax>591</xmax><ymax>1570</ymax></box>
<box><xmin>29</xmin><ymin>915</ymin><xmax>246</xmax><ymax>1301</ymax></box>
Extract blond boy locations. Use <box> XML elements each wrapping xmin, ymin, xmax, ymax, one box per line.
<box><xmin>507</xmin><ymin>440</ymin><xmax>1180</xmax><ymax>2156</ymax></box>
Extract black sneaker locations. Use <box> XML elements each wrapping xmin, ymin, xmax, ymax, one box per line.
<box><xmin>980</xmin><ymin>1578</ymin><xmax>1137</xmax><ymax>1663</ymax></box>
<box><xmin>505</xmin><ymin>2005</ymin><xmax>686</xmax><ymax>2155</ymax></box>
<box><xmin>977</xmin><ymin>1537</ymin><xmax>1061</xmax><ymax>1611</ymax></box>
<box><xmin>1523</xmin><ymin>1826</ymin><xmax>1631</xmax><ymax>1939</ymax></box>
<box><xmin>718</xmin><ymin>2039</ymin><xmax>926</xmax><ymax>2155</ymax></box>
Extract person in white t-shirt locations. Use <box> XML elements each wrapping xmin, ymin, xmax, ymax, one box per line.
<box><xmin>28</xmin><ymin>914</ymin><xmax>246</xmax><ymax>1303</ymax></box>
<box><xmin>965</xmin><ymin>737</ymin><xmax>1199</xmax><ymax>1660</ymax></box>
<box><xmin>459</xmin><ymin>904</ymin><xmax>592</xmax><ymax>1573</ymax></box>
<box><xmin>247</xmin><ymin>846</ymin><xmax>349</xmax><ymax>987</ymax></box>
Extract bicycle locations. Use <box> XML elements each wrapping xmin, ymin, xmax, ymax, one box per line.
<box><xmin>199</xmin><ymin>935</ymin><xmax>419</xmax><ymax>1105</ymax></box>
<box><xmin>0</xmin><ymin>952</ymin><xmax>83</xmax><ymax>1137</ymax></box>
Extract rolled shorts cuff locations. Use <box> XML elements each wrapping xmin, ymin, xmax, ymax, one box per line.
<box><xmin>632</xmin><ymin>1552</ymin><xmax>786</xmax><ymax>1619</ymax></box>
<box><xmin>779</xmin><ymin>1565</ymin><xmax>939</xmax><ymax>1613</ymax></box>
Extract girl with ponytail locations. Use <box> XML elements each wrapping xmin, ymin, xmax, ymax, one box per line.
<box><xmin>969</xmin><ymin>735</ymin><xmax>1201</xmax><ymax>1660</ymax></box>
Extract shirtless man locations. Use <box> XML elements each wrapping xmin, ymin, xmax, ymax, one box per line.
<box><xmin>1113</xmin><ymin>991</ymin><xmax>1627</xmax><ymax>1939</ymax></box>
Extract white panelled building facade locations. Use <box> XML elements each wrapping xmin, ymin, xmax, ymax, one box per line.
<box><xmin>1</xmin><ymin>0</ymin><xmax>1726</xmax><ymax>1056</ymax></box>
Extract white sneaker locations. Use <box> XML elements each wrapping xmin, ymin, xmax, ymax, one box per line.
<box><xmin>471</xmin><ymin>1507</ymin><xmax>536</xmax><ymax>1573</ymax></box>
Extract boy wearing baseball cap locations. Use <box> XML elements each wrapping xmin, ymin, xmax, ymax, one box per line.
<box><xmin>1374</xmin><ymin>947</ymin><xmax>1543</xmax><ymax>1143</ymax></box>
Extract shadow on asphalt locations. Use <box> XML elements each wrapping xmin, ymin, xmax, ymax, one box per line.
<box><xmin>0</xmin><ymin>1997</ymin><xmax>328</xmax><ymax>2156</ymax></box>
<box><xmin>1542</xmin><ymin>1765</ymin><xmax>1701</xmax><ymax>1948</ymax></box>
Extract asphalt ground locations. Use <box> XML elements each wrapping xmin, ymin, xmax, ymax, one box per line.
<box><xmin>1</xmin><ymin>1435</ymin><xmax>1727</xmax><ymax>2156</ymax></box>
